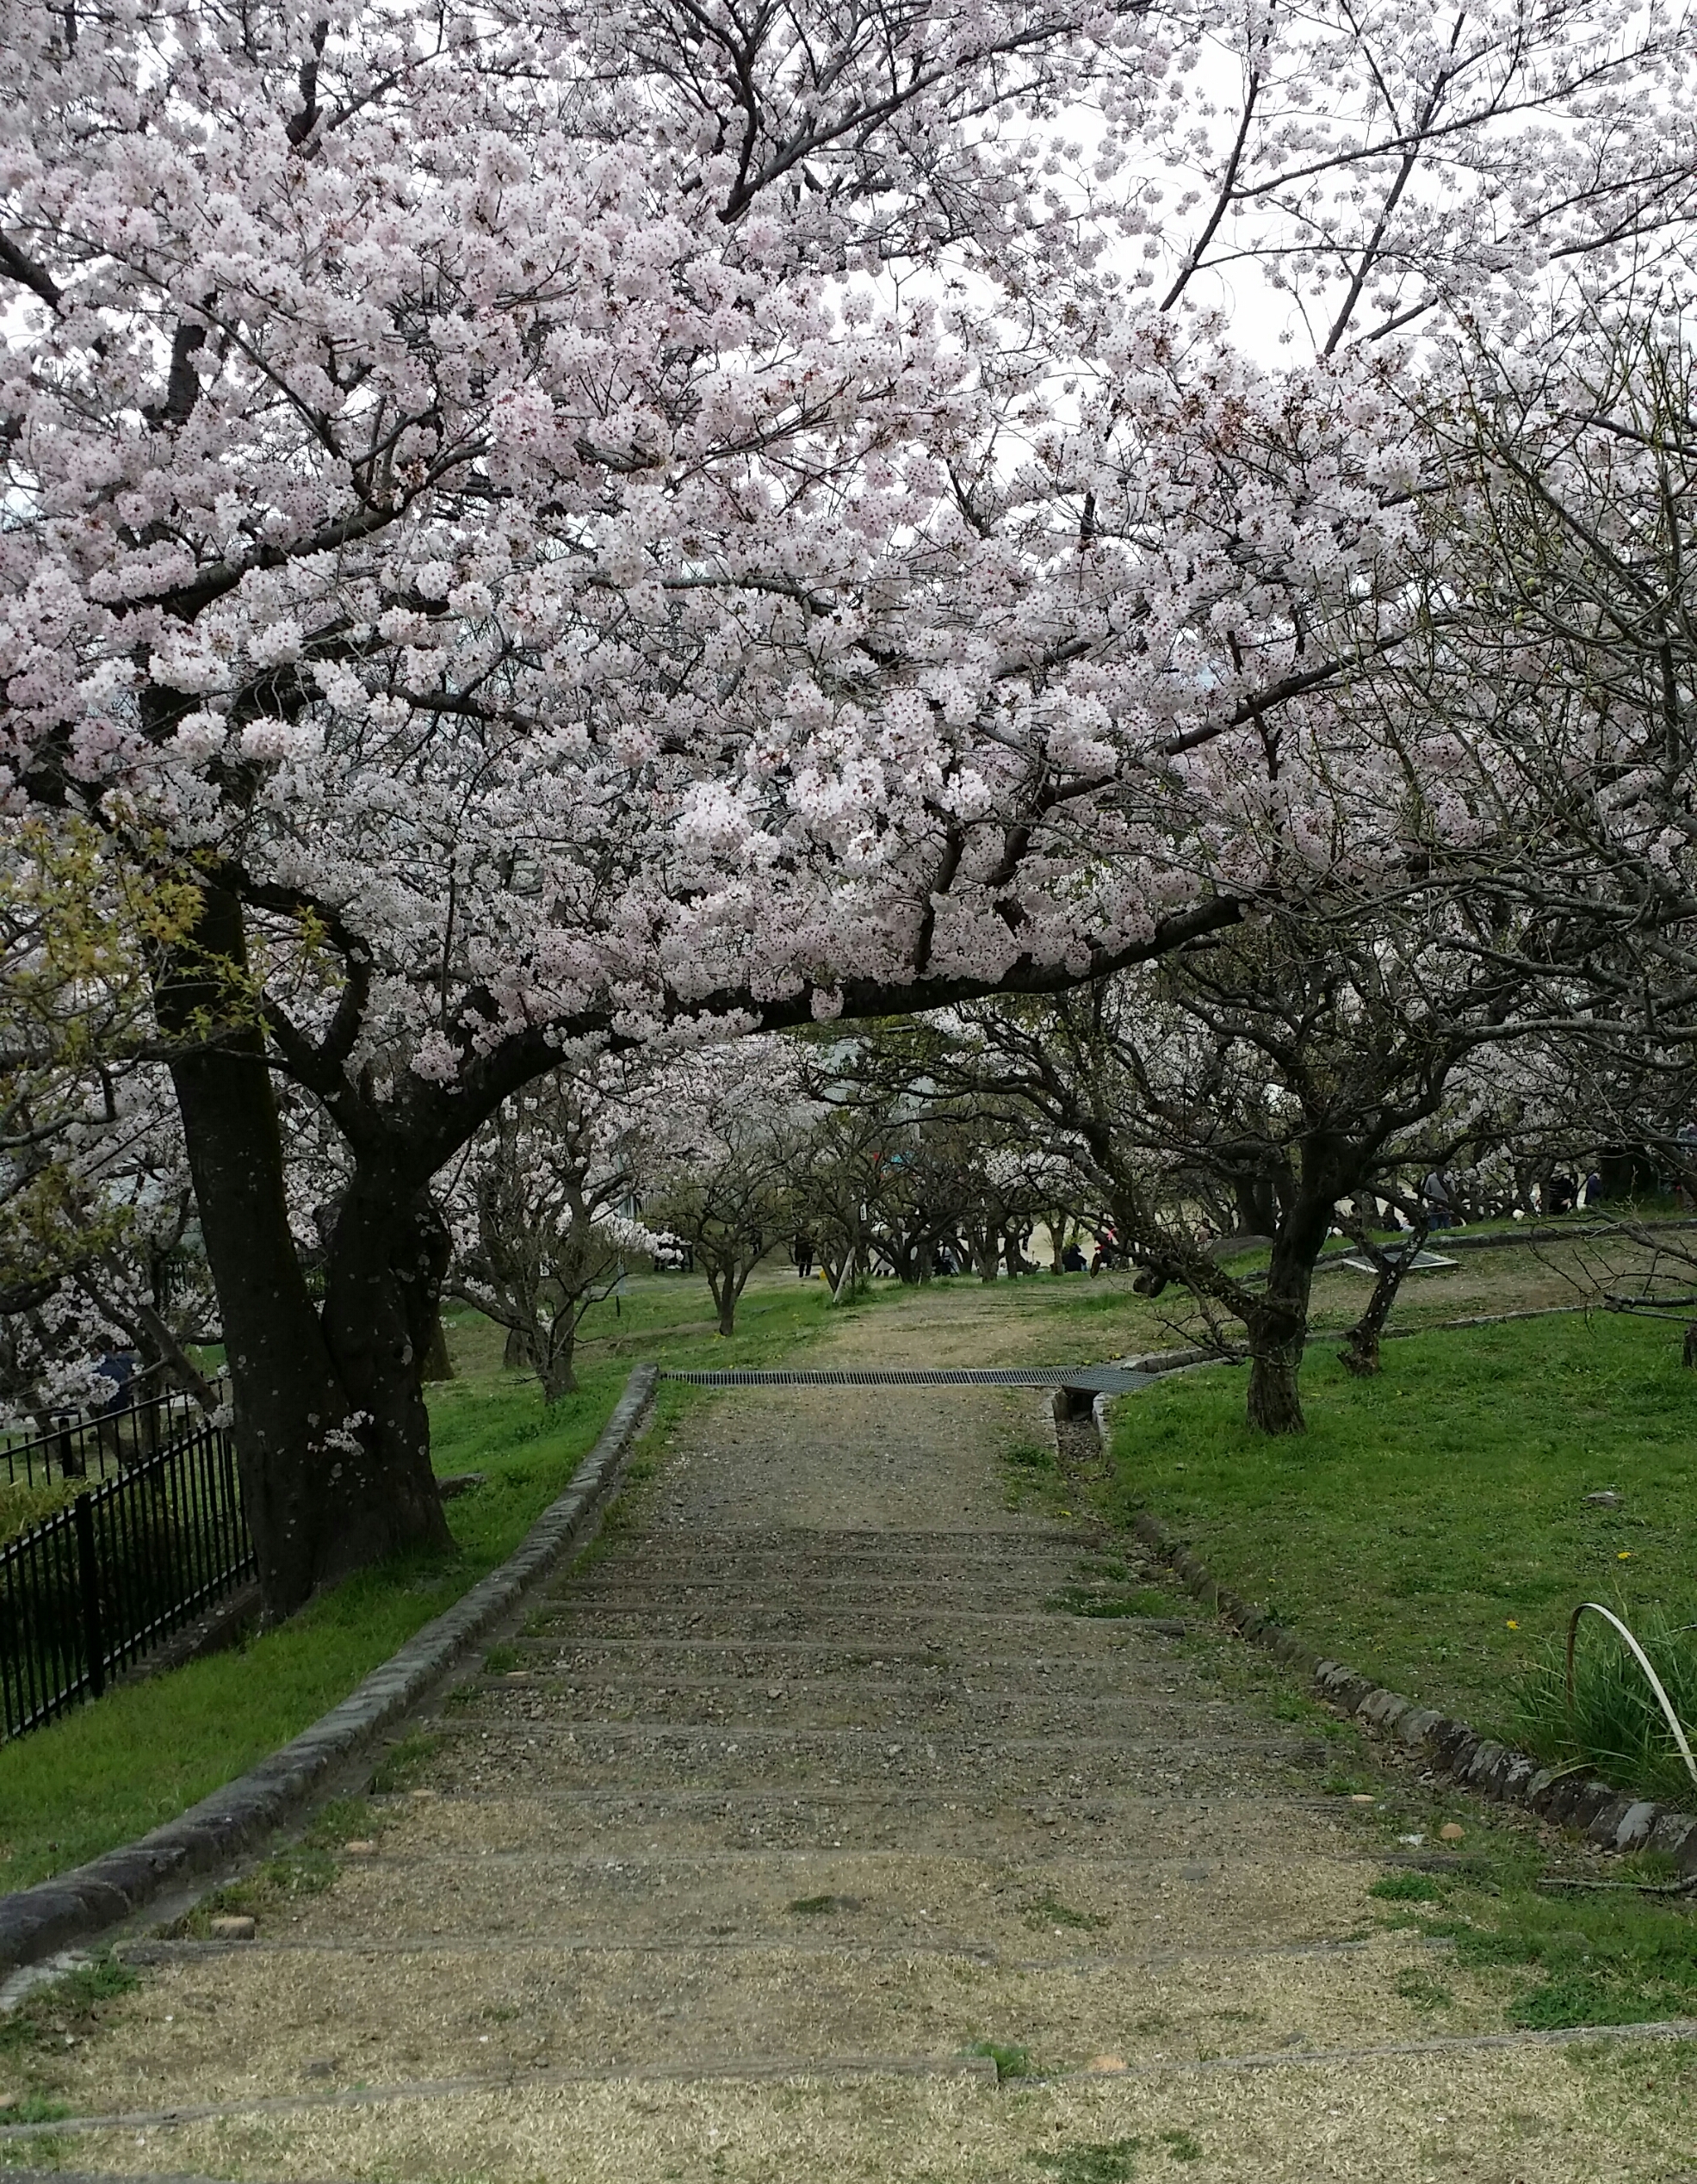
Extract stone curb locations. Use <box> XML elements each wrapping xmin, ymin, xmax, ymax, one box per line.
<box><xmin>0</xmin><ymin>1363</ymin><xmax>660</xmax><ymax>1978</ymax></box>
<box><xmin>1130</xmin><ymin>1506</ymin><xmax>1697</xmax><ymax>1875</ymax></box>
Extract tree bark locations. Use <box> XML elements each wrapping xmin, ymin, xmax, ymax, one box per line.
<box><xmin>1337</xmin><ymin>1219</ymin><xmax>1427</xmax><ymax>1377</ymax></box>
<box><xmin>1234</xmin><ymin>1176</ymin><xmax>1280</xmax><ymax>1236</ymax></box>
<box><xmin>703</xmin><ymin>1254</ymin><xmax>751</xmax><ymax>1334</ymax></box>
<box><xmin>1241</xmin><ymin>1193</ymin><xmax>1332</xmax><ymax>1435</ymax></box>
<box><xmin>419</xmin><ymin>1310</ymin><xmax>455</xmax><ymax>1383</ymax></box>
<box><xmin>539</xmin><ymin>1323</ymin><xmax>579</xmax><ymax>1401</ymax></box>
<box><xmin>155</xmin><ymin>884</ymin><xmax>451</xmax><ymax>1620</ymax></box>
<box><xmin>1245</xmin><ymin>1337</ymin><xmax>1306</xmax><ymax>1432</ymax></box>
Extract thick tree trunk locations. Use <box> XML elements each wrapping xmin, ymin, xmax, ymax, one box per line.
<box><xmin>705</xmin><ymin>1258</ymin><xmax>747</xmax><ymax>1334</ymax></box>
<box><xmin>1234</xmin><ymin>1176</ymin><xmax>1279</xmax><ymax>1237</ymax></box>
<box><xmin>539</xmin><ymin>1324</ymin><xmax>579</xmax><ymax>1402</ymax></box>
<box><xmin>1246</xmin><ymin>1339</ymin><xmax>1306</xmax><ymax>1432</ymax></box>
<box><xmin>1241</xmin><ymin>1196</ymin><xmax>1331</xmax><ymax>1436</ymax></box>
<box><xmin>319</xmin><ymin>1164</ymin><xmax>456</xmax><ymax>1558</ymax></box>
<box><xmin>504</xmin><ymin>1322</ymin><xmax>532</xmax><ymax>1370</ymax></box>
<box><xmin>156</xmin><ymin>885</ymin><xmax>451</xmax><ymax>1620</ymax></box>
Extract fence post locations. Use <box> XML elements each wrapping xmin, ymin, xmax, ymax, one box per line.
<box><xmin>73</xmin><ymin>1494</ymin><xmax>105</xmax><ymax>1699</ymax></box>
<box><xmin>55</xmin><ymin>1414</ymin><xmax>83</xmax><ymax>1481</ymax></box>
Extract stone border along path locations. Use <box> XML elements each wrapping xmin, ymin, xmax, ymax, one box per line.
<box><xmin>0</xmin><ymin>1363</ymin><xmax>660</xmax><ymax>1983</ymax></box>
<box><xmin>4</xmin><ymin>1317</ymin><xmax>1696</xmax><ymax>2183</ymax></box>
<box><xmin>1098</xmin><ymin>1357</ymin><xmax>1697</xmax><ymax>1876</ymax></box>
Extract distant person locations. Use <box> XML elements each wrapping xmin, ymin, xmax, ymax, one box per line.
<box><xmin>92</xmin><ymin>1350</ymin><xmax>139</xmax><ymax>1465</ymax></box>
<box><xmin>1421</xmin><ymin>1170</ymin><xmax>1454</xmax><ymax>1229</ymax></box>
<box><xmin>1061</xmin><ymin>1240</ymin><xmax>1087</xmax><ymax>1272</ymax></box>
<box><xmin>793</xmin><ymin>1234</ymin><xmax>814</xmax><ymax>1279</ymax></box>
<box><xmin>1582</xmin><ymin>1169</ymin><xmax>1603</xmax><ymax>1207</ymax></box>
<box><xmin>1545</xmin><ymin>1173</ymin><xmax>1576</xmax><ymax>1216</ymax></box>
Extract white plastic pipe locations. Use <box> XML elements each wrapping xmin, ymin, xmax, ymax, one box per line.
<box><xmin>1565</xmin><ymin>1602</ymin><xmax>1697</xmax><ymax>1795</ymax></box>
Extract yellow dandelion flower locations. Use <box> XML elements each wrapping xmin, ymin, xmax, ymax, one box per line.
<box><xmin>1618</xmin><ymin>1550</ymin><xmax>1632</xmax><ymax>1560</ymax></box>
<box><xmin>1506</xmin><ymin>1619</ymin><xmax>1519</xmax><ymax>1630</ymax></box>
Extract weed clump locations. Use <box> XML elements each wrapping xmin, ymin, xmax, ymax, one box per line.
<box><xmin>1512</xmin><ymin>1606</ymin><xmax>1697</xmax><ymax>1810</ymax></box>
<box><xmin>967</xmin><ymin>2037</ymin><xmax>1034</xmax><ymax>2080</ymax></box>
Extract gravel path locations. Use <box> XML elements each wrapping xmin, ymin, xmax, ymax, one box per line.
<box><xmin>20</xmin><ymin>1284</ymin><xmax>1694</xmax><ymax>2181</ymax></box>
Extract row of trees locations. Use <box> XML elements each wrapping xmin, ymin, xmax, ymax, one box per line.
<box><xmin>4</xmin><ymin>885</ymin><xmax>1694</xmax><ymax>1501</ymax></box>
<box><xmin>3</xmin><ymin>0</ymin><xmax>1697</xmax><ymax>1611</ymax></box>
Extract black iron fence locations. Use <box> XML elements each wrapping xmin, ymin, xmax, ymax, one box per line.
<box><xmin>0</xmin><ymin>1387</ymin><xmax>214</xmax><ymax>1489</ymax></box>
<box><xmin>0</xmin><ymin>1411</ymin><xmax>254</xmax><ymax>1739</ymax></box>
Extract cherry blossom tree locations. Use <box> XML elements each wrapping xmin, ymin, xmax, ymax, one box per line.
<box><xmin>4</xmin><ymin>0</ymin><xmax>1694</xmax><ymax>1608</ymax></box>
<box><xmin>951</xmin><ymin>899</ymin><xmax>1542</xmax><ymax>1430</ymax></box>
<box><xmin>444</xmin><ymin>1068</ymin><xmax>657</xmax><ymax>1401</ymax></box>
<box><xmin>639</xmin><ymin>1043</ymin><xmax>808</xmax><ymax>1335</ymax></box>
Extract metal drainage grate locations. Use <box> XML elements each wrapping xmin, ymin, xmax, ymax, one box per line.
<box><xmin>660</xmin><ymin>1365</ymin><xmax>1155</xmax><ymax>1394</ymax></box>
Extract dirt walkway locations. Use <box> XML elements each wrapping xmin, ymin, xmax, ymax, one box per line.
<box><xmin>14</xmin><ymin>1285</ymin><xmax>1694</xmax><ymax>2181</ymax></box>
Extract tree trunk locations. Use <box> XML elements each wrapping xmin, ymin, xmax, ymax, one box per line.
<box><xmin>319</xmin><ymin>1164</ymin><xmax>456</xmax><ymax>1555</ymax></box>
<box><xmin>1337</xmin><ymin>1221</ymin><xmax>1427</xmax><ymax>1377</ymax></box>
<box><xmin>539</xmin><ymin>1323</ymin><xmax>579</xmax><ymax>1402</ymax></box>
<box><xmin>420</xmin><ymin>1310</ymin><xmax>455</xmax><ymax>1383</ymax></box>
<box><xmin>155</xmin><ymin>884</ymin><xmax>451</xmax><ymax>1621</ymax></box>
<box><xmin>1234</xmin><ymin>1176</ymin><xmax>1279</xmax><ymax>1236</ymax></box>
<box><xmin>1246</xmin><ymin>1339</ymin><xmax>1306</xmax><ymax>1432</ymax></box>
<box><xmin>705</xmin><ymin>1261</ymin><xmax>742</xmax><ymax>1335</ymax></box>
<box><xmin>504</xmin><ymin>1322</ymin><xmax>531</xmax><ymax>1369</ymax></box>
<box><xmin>1241</xmin><ymin>1197</ymin><xmax>1331</xmax><ymax>1436</ymax></box>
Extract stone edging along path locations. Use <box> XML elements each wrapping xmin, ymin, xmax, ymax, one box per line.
<box><xmin>0</xmin><ymin>1363</ymin><xmax>660</xmax><ymax>1981</ymax></box>
<box><xmin>1122</xmin><ymin>1469</ymin><xmax>1697</xmax><ymax>1878</ymax></box>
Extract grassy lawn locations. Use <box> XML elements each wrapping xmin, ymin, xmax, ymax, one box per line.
<box><xmin>1100</xmin><ymin>1309</ymin><xmax>1697</xmax><ymax>1798</ymax></box>
<box><xmin>0</xmin><ymin>1265</ymin><xmax>851</xmax><ymax>1895</ymax></box>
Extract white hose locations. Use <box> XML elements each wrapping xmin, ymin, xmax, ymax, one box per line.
<box><xmin>1565</xmin><ymin>1602</ymin><xmax>1697</xmax><ymax>1794</ymax></box>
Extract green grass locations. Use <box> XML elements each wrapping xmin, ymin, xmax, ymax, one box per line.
<box><xmin>1103</xmin><ymin>1312</ymin><xmax>1697</xmax><ymax>1793</ymax></box>
<box><xmin>1025</xmin><ymin>2133</ymin><xmax>1201</xmax><ymax>2179</ymax></box>
<box><xmin>1048</xmin><ymin>1583</ymin><xmax>1178</xmax><ymax>1620</ymax></box>
<box><xmin>1023</xmin><ymin>1893</ymin><xmax>1110</xmax><ymax>1931</ymax></box>
<box><xmin>1360</xmin><ymin>1807</ymin><xmax>1697</xmax><ymax>2029</ymax></box>
<box><xmin>0</xmin><ymin>1474</ymin><xmax>84</xmax><ymax>1549</ymax></box>
<box><xmin>0</xmin><ymin>1265</ymin><xmax>862</xmax><ymax>1894</ymax></box>
<box><xmin>1027</xmin><ymin>2140</ymin><xmax>1143</xmax><ymax>2182</ymax></box>
<box><xmin>1512</xmin><ymin>1608</ymin><xmax>1697</xmax><ymax>1810</ymax></box>
<box><xmin>966</xmin><ymin>2037</ymin><xmax>1036</xmax><ymax>2081</ymax></box>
